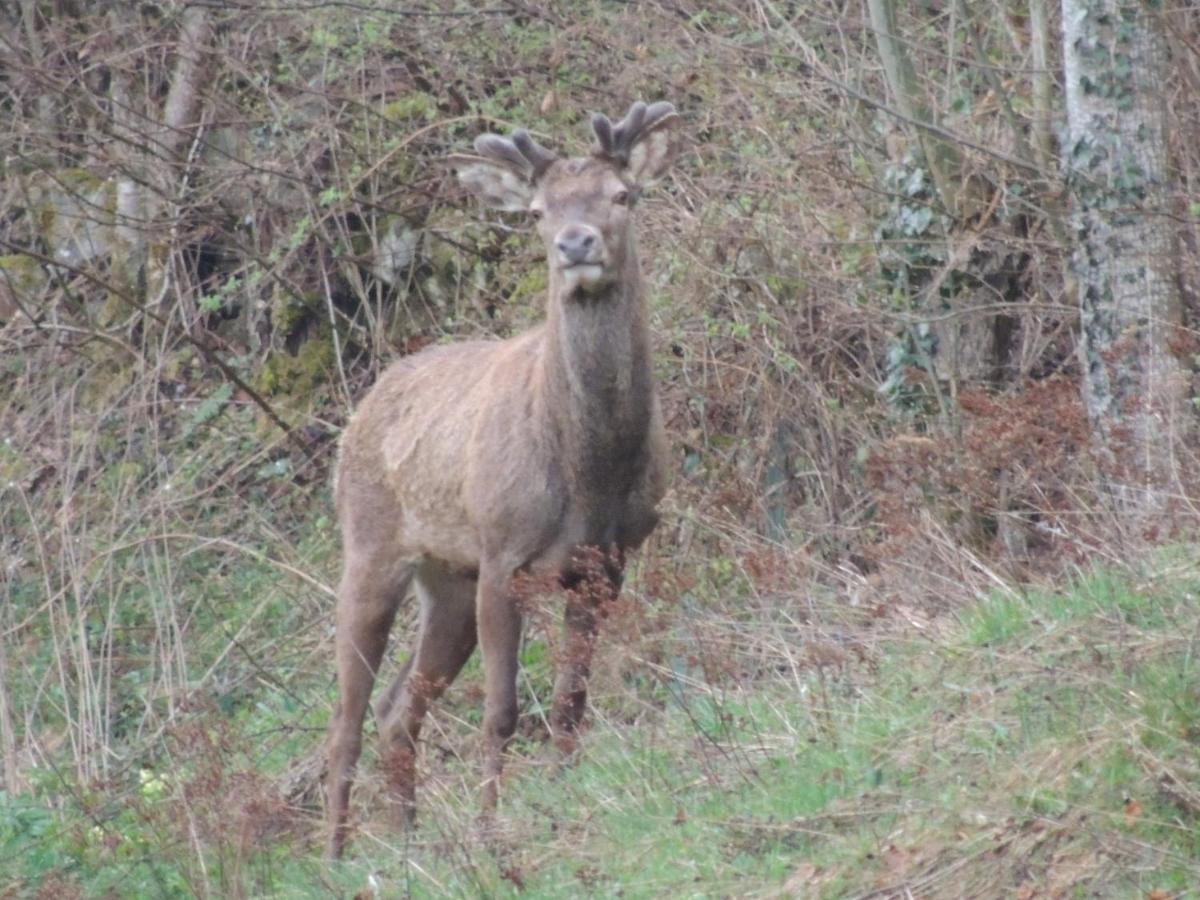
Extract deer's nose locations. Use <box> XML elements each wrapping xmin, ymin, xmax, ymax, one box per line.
<box><xmin>555</xmin><ymin>225</ymin><xmax>600</xmax><ymax>266</ymax></box>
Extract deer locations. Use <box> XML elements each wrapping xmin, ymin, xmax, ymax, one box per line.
<box><xmin>324</xmin><ymin>101</ymin><xmax>679</xmax><ymax>858</ymax></box>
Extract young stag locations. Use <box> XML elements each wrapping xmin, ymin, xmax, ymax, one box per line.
<box><xmin>325</xmin><ymin>101</ymin><xmax>678</xmax><ymax>857</ymax></box>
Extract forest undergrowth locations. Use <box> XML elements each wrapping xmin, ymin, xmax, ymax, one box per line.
<box><xmin>2</xmin><ymin>1</ymin><xmax>1200</xmax><ymax>897</ymax></box>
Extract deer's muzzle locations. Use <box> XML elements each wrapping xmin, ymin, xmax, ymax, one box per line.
<box><xmin>555</xmin><ymin>225</ymin><xmax>605</xmax><ymax>268</ymax></box>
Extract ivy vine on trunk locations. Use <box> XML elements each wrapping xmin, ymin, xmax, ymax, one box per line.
<box><xmin>1061</xmin><ymin>0</ymin><xmax>1186</xmax><ymax>510</ymax></box>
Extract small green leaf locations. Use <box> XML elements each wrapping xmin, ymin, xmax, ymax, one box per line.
<box><xmin>189</xmin><ymin>382</ymin><xmax>234</xmax><ymax>429</ymax></box>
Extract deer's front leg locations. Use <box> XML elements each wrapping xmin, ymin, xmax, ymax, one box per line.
<box><xmin>476</xmin><ymin>564</ymin><xmax>522</xmax><ymax>816</ymax></box>
<box><xmin>549</xmin><ymin>593</ymin><xmax>598</xmax><ymax>755</ymax></box>
<box><xmin>551</xmin><ymin>554</ymin><xmax>622</xmax><ymax>754</ymax></box>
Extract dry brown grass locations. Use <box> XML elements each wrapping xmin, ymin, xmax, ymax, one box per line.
<box><xmin>2</xmin><ymin>1</ymin><xmax>1200</xmax><ymax>895</ymax></box>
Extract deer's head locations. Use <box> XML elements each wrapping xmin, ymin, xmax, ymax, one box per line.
<box><xmin>450</xmin><ymin>101</ymin><xmax>679</xmax><ymax>296</ymax></box>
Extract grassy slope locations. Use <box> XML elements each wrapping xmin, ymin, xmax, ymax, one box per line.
<box><xmin>343</xmin><ymin>563</ymin><xmax>1198</xmax><ymax>899</ymax></box>
<box><xmin>5</xmin><ymin>547</ymin><xmax>1196</xmax><ymax>898</ymax></box>
<box><xmin>4</xmin><ymin>5</ymin><xmax>1200</xmax><ymax>898</ymax></box>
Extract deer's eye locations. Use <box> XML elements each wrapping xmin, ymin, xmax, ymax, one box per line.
<box><xmin>529</xmin><ymin>206</ymin><xmax>544</xmax><ymax>220</ymax></box>
<box><xmin>612</xmin><ymin>190</ymin><xmax>630</xmax><ymax>206</ymax></box>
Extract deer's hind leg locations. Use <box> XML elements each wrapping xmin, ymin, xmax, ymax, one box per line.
<box><xmin>377</xmin><ymin>560</ymin><xmax>478</xmax><ymax>827</ymax></box>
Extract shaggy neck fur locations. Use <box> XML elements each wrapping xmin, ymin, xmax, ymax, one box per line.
<box><xmin>541</xmin><ymin>228</ymin><xmax>655</xmax><ymax>497</ymax></box>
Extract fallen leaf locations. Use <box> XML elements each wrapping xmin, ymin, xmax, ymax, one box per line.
<box><xmin>783</xmin><ymin>863</ymin><xmax>817</xmax><ymax>892</ymax></box>
<box><xmin>883</xmin><ymin>844</ymin><xmax>915</xmax><ymax>875</ymax></box>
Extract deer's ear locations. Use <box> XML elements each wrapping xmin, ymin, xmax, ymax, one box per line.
<box><xmin>626</xmin><ymin>111</ymin><xmax>680</xmax><ymax>186</ymax></box>
<box><xmin>446</xmin><ymin>154</ymin><xmax>535</xmax><ymax>213</ymax></box>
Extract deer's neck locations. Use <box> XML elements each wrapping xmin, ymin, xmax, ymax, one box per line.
<box><xmin>542</xmin><ymin>240</ymin><xmax>655</xmax><ymax>486</ymax></box>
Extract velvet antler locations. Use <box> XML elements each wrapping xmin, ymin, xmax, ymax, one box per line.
<box><xmin>473</xmin><ymin>129</ymin><xmax>558</xmax><ymax>182</ymax></box>
<box><xmin>591</xmin><ymin>101</ymin><xmax>677</xmax><ymax>167</ymax></box>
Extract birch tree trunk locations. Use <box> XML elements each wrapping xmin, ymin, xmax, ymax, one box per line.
<box><xmin>1061</xmin><ymin>0</ymin><xmax>1185</xmax><ymax>509</ymax></box>
<box><xmin>109</xmin><ymin>5</ymin><xmax>212</xmax><ymax>307</ymax></box>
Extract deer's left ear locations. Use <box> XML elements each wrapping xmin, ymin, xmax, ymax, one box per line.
<box><xmin>446</xmin><ymin>129</ymin><xmax>559</xmax><ymax>213</ymax></box>
<box><xmin>627</xmin><ymin>109</ymin><xmax>680</xmax><ymax>186</ymax></box>
<box><xmin>446</xmin><ymin>153</ymin><xmax>535</xmax><ymax>212</ymax></box>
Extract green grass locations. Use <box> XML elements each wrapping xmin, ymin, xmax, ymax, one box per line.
<box><xmin>4</xmin><ymin>553</ymin><xmax>1198</xmax><ymax>897</ymax></box>
<box><xmin>313</xmin><ymin>560</ymin><xmax>1200</xmax><ymax>898</ymax></box>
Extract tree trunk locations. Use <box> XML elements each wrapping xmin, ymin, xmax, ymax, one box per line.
<box><xmin>866</xmin><ymin>0</ymin><xmax>961</xmax><ymax>218</ymax></box>
<box><xmin>1061</xmin><ymin>0</ymin><xmax>1186</xmax><ymax>509</ymax></box>
<box><xmin>159</xmin><ymin>5</ymin><xmax>213</xmax><ymax>159</ymax></box>
<box><xmin>108</xmin><ymin>5</ymin><xmax>212</xmax><ymax>307</ymax></box>
<box><xmin>20</xmin><ymin>0</ymin><xmax>56</xmax><ymax>150</ymax></box>
<box><xmin>1029</xmin><ymin>0</ymin><xmax>1057</xmax><ymax>175</ymax></box>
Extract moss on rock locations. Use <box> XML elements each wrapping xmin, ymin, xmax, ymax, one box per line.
<box><xmin>270</xmin><ymin>288</ymin><xmax>321</xmax><ymax>340</ymax></box>
<box><xmin>257</xmin><ymin>332</ymin><xmax>335</xmax><ymax>398</ymax></box>
<box><xmin>0</xmin><ymin>255</ymin><xmax>44</xmax><ymax>321</ymax></box>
